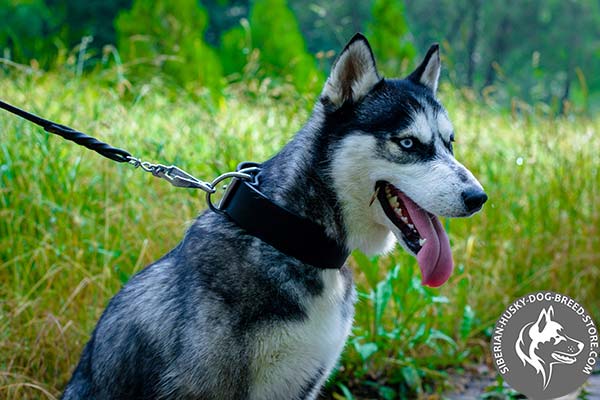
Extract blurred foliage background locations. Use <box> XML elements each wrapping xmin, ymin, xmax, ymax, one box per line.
<box><xmin>0</xmin><ymin>1</ymin><xmax>599</xmax><ymax>399</ymax></box>
<box><xmin>1</xmin><ymin>0</ymin><xmax>600</xmax><ymax>113</ymax></box>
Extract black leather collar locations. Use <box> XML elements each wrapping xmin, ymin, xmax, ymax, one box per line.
<box><xmin>217</xmin><ymin>163</ymin><xmax>349</xmax><ymax>269</ymax></box>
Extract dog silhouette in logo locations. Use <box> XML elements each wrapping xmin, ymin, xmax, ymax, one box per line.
<box><xmin>515</xmin><ymin>306</ymin><xmax>584</xmax><ymax>389</ymax></box>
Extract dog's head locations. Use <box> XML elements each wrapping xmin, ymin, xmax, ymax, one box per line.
<box><xmin>515</xmin><ymin>306</ymin><xmax>584</xmax><ymax>388</ymax></box>
<box><xmin>321</xmin><ymin>34</ymin><xmax>486</xmax><ymax>286</ymax></box>
<box><xmin>518</xmin><ymin>306</ymin><xmax>584</xmax><ymax>366</ymax></box>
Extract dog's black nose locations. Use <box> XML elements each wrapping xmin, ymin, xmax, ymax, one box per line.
<box><xmin>462</xmin><ymin>188</ymin><xmax>488</xmax><ymax>213</ymax></box>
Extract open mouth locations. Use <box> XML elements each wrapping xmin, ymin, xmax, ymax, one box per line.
<box><xmin>552</xmin><ymin>351</ymin><xmax>578</xmax><ymax>364</ymax></box>
<box><xmin>375</xmin><ymin>181</ymin><xmax>453</xmax><ymax>287</ymax></box>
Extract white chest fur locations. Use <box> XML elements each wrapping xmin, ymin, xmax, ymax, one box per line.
<box><xmin>249</xmin><ymin>269</ymin><xmax>355</xmax><ymax>400</ymax></box>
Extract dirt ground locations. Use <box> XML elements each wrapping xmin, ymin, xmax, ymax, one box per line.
<box><xmin>445</xmin><ymin>361</ymin><xmax>600</xmax><ymax>400</ymax></box>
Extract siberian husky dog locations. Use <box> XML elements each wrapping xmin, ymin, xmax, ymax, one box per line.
<box><xmin>62</xmin><ymin>34</ymin><xmax>486</xmax><ymax>399</ymax></box>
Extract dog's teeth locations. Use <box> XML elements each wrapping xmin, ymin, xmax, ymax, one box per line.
<box><xmin>368</xmin><ymin>187</ymin><xmax>379</xmax><ymax>207</ymax></box>
<box><xmin>419</xmin><ymin>238</ymin><xmax>427</xmax><ymax>246</ymax></box>
<box><xmin>400</xmin><ymin>216</ymin><xmax>408</xmax><ymax>224</ymax></box>
<box><xmin>408</xmin><ymin>223</ymin><xmax>414</xmax><ymax>229</ymax></box>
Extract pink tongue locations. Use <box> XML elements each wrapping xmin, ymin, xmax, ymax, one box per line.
<box><xmin>398</xmin><ymin>193</ymin><xmax>453</xmax><ymax>287</ymax></box>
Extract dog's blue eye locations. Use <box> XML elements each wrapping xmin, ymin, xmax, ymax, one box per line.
<box><xmin>399</xmin><ymin>138</ymin><xmax>413</xmax><ymax>149</ymax></box>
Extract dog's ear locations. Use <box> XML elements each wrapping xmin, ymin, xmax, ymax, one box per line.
<box><xmin>534</xmin><ymin>307</ymin><xmax>551</xmax><ymax>333</ymax></box>
<box><xmin>407</xmin><ymin>43</ymin><xmax>441</xmax><ymax>94</ymax></box>
<box><xmin>321</xmin><ymin>33</ymin><xmax>381</xmax><ymax>108</ymax></box>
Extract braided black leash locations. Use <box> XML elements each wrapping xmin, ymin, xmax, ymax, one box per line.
<box><xmin>0</xmin><ymin>100</ymin><xmax>132</xmax><ymax>162</ymax></box>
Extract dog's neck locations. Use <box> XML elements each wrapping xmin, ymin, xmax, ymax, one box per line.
<box><xmin>258</xmin><ymin>105</ymin><xmax>347</xmax><ymax>246</ymax></box>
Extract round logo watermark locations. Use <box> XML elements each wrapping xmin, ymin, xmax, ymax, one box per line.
<box><xmin>491</xmin><ymin>291</ymin><xmax>598</xmax><ymax>399</ymax></box>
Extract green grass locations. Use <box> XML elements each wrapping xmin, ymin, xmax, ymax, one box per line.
<box><xmin>1</xmin><ymin>72</ymin><xmax>598</xmax><ymax>399</ymax></box>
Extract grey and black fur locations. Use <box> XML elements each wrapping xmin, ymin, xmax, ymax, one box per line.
<box><xmin>62</xmin><ymin>34</ymin><xmax>486</xmax><ymax>399</ymax></box>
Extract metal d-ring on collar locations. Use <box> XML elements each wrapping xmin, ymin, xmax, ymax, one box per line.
<box><xmin>206</xmin><ymin>162</ymin><xmax>261</xmax><ymax>213</ymax></box>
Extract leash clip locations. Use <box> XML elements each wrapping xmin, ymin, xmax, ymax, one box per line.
<box><xmin>159</xmin><ymin>166</ymin><xmax>215</xmax><ymax>192</ymax></box>
<box><xmin>128</xmin><ymin>156</ymin><xmax>215</xmax><ymax>193</ymax></box>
